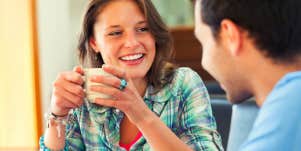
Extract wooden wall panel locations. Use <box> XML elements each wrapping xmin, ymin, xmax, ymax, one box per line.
<box><xmin>171</xmin><ymin>27</ymin><xmax>215</xmax><ymax>81</ymax></box>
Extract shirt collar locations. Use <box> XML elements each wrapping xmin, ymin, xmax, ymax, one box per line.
<box><xmin>143</xmin><ymin>83</ymin><xmax>177</xmax><ymax>103</ymax></box>
<box><xmin>275</xmin><ymin>71</ymin><xmax>301</xmax><ymax>88</ymax></box>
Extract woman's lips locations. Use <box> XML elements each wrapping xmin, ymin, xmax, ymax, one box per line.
<box><xmin>119</xmin><ymin>53</ymin><xmax>145</xmax><ymax>66</ymax></box>
<box><xmin>120</xmin><ymin>53</ymin><xmax>144</xmax><ymax>61</ymax></box>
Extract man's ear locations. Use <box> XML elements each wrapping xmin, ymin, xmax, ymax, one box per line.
<box><xmin>89</xmin><ymin>37</ymin><xmax>100</xmax><ymax>53</ymax></box>
<box><xmin>220</xmin><ymin>19</ymin><xmax>243</xmax><ymax>56</ymax></box>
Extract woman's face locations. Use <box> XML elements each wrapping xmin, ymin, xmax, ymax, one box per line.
<box><xmin>90</xmin><ymin>0</ymin><xmax>156</xmax><ymax>80</ymax></box>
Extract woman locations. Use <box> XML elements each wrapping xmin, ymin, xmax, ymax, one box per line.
<box><xmin>40</xmin><ymin>0</ymin><xmax>223</xmax><ymax>150</ymax></box>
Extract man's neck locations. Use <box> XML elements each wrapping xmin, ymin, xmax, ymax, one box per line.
<box><xmin>250</xmin><ymin>61</ymin><xmax>301</xmax><ymax>107</ymax></box>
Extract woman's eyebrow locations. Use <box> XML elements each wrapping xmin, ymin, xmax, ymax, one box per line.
<box><xmin>136</xmin><ymin>20</ymin><xmax>147</xmax><ymax>25</ymax></box>
<box><xmin>105</xmin><ymin>25</ymin><xmax>120</xmax><ymax>30</ymax></box>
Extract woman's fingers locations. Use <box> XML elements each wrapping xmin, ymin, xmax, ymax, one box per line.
<box><xmin>57</xmin><ymin>71</ymin><xmax>84</xmax><ymax>85</ymax></box>
<box><xmin>94</xmin><ymin>98</ymin><xmax>121</xmax><ymax>109</ymax></box>
<box><xmin>90</xmin><ymin>75</ymin><xmax>124</xmax><ymax>90</ymax></box>
<box><xmin>73</xmin><ymin>65</ymin><xmax>84</xmax><ymax>75</ymax></box>
<box><xmin>90</xmin><ymin>85</ymin><xmax>124</xmax><ymax>100</ymax></box>
<box><xmin>51</xmin><ymin>69</ymin><xmax>86</xmax><ymax>115</ymax></box>
<box><xmin>102</xmin><ymin>64</ymin><xmax>127</xmax><ymax>80</ymax></box>
<box><xmin>52</xmin><ymin>94</ymin><xmax>79</xmax><ymax>109</ymax></box>
<box><xmin>54</xmin><ymin>86</ymin><xmax>84</xmax><ymax>107</ymax></box>
<box><xmin>56</xmin><ymin>78</ymin><xmax>85</xmax><ymax>98</ymax></box>
<box><xmin>90</xmin><ymin>64</ymin><xmax>132</xmax><ymax>91</ymax></box>
<box><xmin>51</xmin><ymin>87</ymin><xmax>83</xmax><ymax>115</ymax></box>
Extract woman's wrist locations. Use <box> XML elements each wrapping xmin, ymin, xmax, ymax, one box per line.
<box><xmin>44</xmin><ymin>120</ymin><xmax>66</xmax><ymax>150</ymax></box>
<box><xmin>50</xmin><ymin>107</ymin><xmax>69</xmax><ymax>117</ymax></box>
<box><xmin>135</xmin><ymin>107</ymin><xmax>156</xmax><ymax>128</ymax></box>
<box><xmin>51</xmin><ymin>112</ymin><xmax>69</xmax><ymax>117</ymax></box>
<box><xmin>46</xmin><ymin>112</ymin><xmax>68</xmax><ymax>124</ymax></box>
<box><xmin>45</xmin><ymin>112</ymin><xmax>68</xmax><ymax>138</ymax></box>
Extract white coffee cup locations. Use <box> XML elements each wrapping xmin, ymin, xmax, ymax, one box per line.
<box><xmin>83</xmin><ymin>68</ymin><xmax>114</xmax><ymax>102</ymax></box>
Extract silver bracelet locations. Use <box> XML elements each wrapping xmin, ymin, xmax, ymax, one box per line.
<box><xmin>45</xmin><ymin>112</ymin><xmax>68</xmax><ymax>138</ymax></box>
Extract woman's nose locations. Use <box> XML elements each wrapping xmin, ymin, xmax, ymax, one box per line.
<box><xmin>123</xmin><ymin>32</ymin><xmax>139</xmax><ymax>48</ymax></box>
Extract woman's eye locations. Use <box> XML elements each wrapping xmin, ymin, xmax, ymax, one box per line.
<box><xmin>137</xmin><ymin>27</ymin><xmax>149</xmax><ymax>32</ymax></box>
<box><xmin>108</xmin><ymin>31</ymin><xmax>122</xmax><ymax>36</ymax></box>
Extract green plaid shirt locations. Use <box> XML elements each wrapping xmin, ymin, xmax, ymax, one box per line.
<box><xmin>41</xmin><ymin>67</ymin><xmax>223</xmax><ymax>151</ymax></box>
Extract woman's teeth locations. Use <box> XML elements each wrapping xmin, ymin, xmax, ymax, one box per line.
<box><xmin>120</xmin><ymin>54</ymin><xmax>144</xmax><ymax>61</ymax></box>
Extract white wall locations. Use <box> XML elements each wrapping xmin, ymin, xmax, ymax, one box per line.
<box><xmin>37</xmin><ymin>0</ymin><xmax>87</xmax><ymax>129</ymax></box>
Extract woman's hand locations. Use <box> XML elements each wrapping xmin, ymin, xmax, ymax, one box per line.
<box><xmin>90</xmin><ymin>64</ymin><xmax>150</xmax><ymax>124</ymax></box>
<box><xmin>50</xmin><ymin>66</ymin><xmax>85</xmax><ymax>116</ymax></box>
<box><xmin>90</xmin><ymin>65</ymin><xmax>193</xmax><ymax>151</ymax></box>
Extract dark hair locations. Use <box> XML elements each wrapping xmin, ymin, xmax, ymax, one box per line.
<box><xmin>78</xmin><ymin>0</ymin><xmax>177</xmax><ymax>93</ymax></box>
<box><xmin>198</xmin><ymin>0</ymin><xmax>301</xmax><ymax>63</ymax></box>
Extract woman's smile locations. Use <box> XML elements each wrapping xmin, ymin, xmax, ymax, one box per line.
<box><xmin>119</xmin><ymin>53</ymin><xmax>145</xmax><ymax>66</ymax></box>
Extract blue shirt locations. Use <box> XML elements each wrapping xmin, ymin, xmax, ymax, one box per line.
<box><xmin>240</xmin><ymin>71</ymin><xmax>301</xmax><ymax>151</ymax></box>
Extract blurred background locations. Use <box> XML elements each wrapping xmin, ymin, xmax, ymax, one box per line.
<box><xmin>0</xmin><ymin>0</ymin><xmax>215</xmax><ymax>150</ymax></box>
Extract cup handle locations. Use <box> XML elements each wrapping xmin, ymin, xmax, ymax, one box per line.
<box><xmin>81</xmin><ymin>75</ymin><xmax>86</xmax><ymax>87</ymax></box>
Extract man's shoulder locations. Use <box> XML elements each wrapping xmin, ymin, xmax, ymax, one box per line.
<box><xmin>260</xmin><ymin>71</ymin><xmax>301</xmax><ymax>121</ymax></box>
<box><xmin>241</xmin><ymin>71</ymin><xmax>301</xmax><ymax>150</ymax></box>
<box><xmin>266</xmin><ymin>71</ymin><xmax>301</xmax><ymax>106</ymax></box>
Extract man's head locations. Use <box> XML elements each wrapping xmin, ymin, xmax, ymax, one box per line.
<box><xmin>194</xmin><ymin>0</ymin><xmax>301</xmax><ymax>103</ymax></box>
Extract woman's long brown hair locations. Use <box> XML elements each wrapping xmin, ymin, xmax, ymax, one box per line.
<box><xmin>78</xmin><ymin>0</ymin><xmax>177</xmax><ymax>93</ymax></box>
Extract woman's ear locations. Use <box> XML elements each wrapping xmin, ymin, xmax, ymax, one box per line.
<box><xmin>220</xmin><ymin>19</ymin><xmax>243</xmax><ymax>56</ymax></box>
<box><xmin>89</xmin><ymin>37</ymin><xmax>100</xmax><ymax>53</ymax></box>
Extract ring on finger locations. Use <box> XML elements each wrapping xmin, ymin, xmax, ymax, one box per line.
<box><xmin>119</xmin><ymin>78</ymin><xmax>127</xmax><ymax>91</ymax></box>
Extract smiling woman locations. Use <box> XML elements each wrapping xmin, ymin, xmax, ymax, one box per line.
<box><xmin>40</xmin><ymin>0</ymin><xmax>223</xmax><ymax>150</ymax></box>
<box><xmin>88</xmin><ymin>0</ymin><xmax>156</xmax><ymax>81</ymax></box>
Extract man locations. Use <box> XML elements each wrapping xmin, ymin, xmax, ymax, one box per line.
<box><xmin>194</xmin><ymin>0</ymin><xmax>301</xmax><ymax>150</ymax></box>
